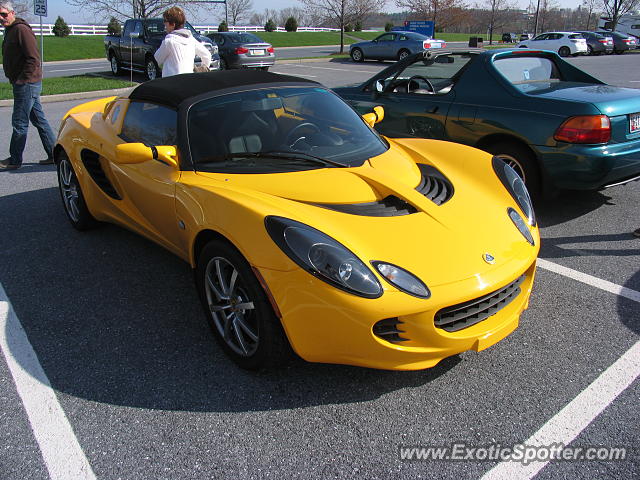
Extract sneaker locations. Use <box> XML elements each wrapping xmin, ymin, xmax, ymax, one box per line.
<box><xmin>38</xmin><ymin>158</ymin><xmax>54</xmax><ymax>165</ymax></box>
<box><xmin>0</xmin><ymin>158</ymin><xmax>20</xmax><ymax>170</ymax></box>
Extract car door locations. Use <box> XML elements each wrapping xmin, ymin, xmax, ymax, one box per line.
<box><xmin>344</xmin><ymin>53</ymin><xmax>469</xmax><ymax>140</ymax></box>
<box><xmin>108</xmin><ymin>100</ymin><xmax>183</xmax><ymax>251</ymax></box>
<box><xmin>368</xmin><ymin>33</ymin><xmax>397</xmax><ymax>59</ymax></box>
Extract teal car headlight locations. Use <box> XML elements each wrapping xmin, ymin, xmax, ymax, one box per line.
<box><xmin>508</xmin><ymin>207</ymin><xmax>535</xmax><ymax>246</ymax></box>
<box><xmin>265</xmin><ymin>216</ymin><xmax>382</xmax><ymax>298</ymax></box>
<box><xmin>372</xmin><ymin>262</ymin><xmax>430</xmax><ymax>299</ymax></box>
<box><xmin>493</xmin><ymin>156</ymin><xmax>536</xmax><ymax>226</ymax></box>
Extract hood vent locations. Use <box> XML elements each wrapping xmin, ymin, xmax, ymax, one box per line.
<box><xmin>416</xmin><ymin>163</ymin><xmax>454</xmax><ymax>206</ymax></box>
<box><xmin>316</xmin><ymin>195</ymin><xmax>417</xmax><ymax>217</ymax></box>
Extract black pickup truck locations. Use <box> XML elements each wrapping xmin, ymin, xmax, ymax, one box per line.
<box><xmin>105</xmin><ymin>18</ymin><xmax>220</xmax><ymax>80</ymax></box>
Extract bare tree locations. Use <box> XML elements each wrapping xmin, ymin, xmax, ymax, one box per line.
<box><xmin>226</xmin><ymin>0</ymin><xmax>253</xmax><ymax>25</ymax></box>
<box><xmin>249</xmin><ymin>8</ymin><xmax>280</xmax><ymax>26</ymax></box>
<box><xmin>64</xmin><ymin>0</ymin><xmax>214</xmax><ymax>22</ymax></box>
<box><xmin>582</xmin><ymin>0</ymin><xmax>601</xmax><ymax>29</ymax></box>
<box><xmin>395</xmin><ymin>0</ymin><xmax>468</xmax><ymax>31</ymax></box>
<box><xmin>478</xmin><ymin>0</ymin><xmax>518</xmax><ymax>44</ymax></box>
<box><xmin>601</xmin><ymin>0</ymin><xmax>639</xmax><ymax>30</ymax></box>
<box><xmin>300</xmin><ymin>0</ymin><xmax>387</xmax><ymax>53</ymax></box>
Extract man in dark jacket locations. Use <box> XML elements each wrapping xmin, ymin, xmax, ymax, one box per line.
<box><xmin>0</xmin><ymin>1</ymin><xmax>56</xmax><ymax>170</ymax></box>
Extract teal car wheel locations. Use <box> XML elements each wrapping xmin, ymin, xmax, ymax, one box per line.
<box><xmin>486</xmin><ymin>142</ymin><xmax>541</xmax><ymax>198</ymax></box>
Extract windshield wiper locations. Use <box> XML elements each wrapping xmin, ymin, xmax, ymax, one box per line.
<box><xmin>201</xmin><ymin>151</ymin><xmax>348</xmax><ymax>168</ymax></box>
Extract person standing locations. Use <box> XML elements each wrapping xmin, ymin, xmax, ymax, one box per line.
<box><xmin>0</xmin><ymin>1</ymin><xmax>56</xmax><ymax>171</ymax></box>
<box><xmin>154</xmin><ymin>6</ymin><xmax>211</xmax><ymax>78</ymax></box>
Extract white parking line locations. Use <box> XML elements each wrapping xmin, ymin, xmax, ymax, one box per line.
<box><xmin>481</xmin><ymin>340</ymin><xmax>640</xmax><ymax>480</ymax></box>
<box><xmin>537</xmin><ymin>258</ymin><xmax>640</xmax><ymax>304</ymax></box>
<box><xmin>0</xmin><ymin>283</ymin><xmax>96</xmax><ymax>480</ymax></box>
<box><xmin>481</xmin><ymin>259</ymin><xmax>640</xmax><ymax>479</ymax></box>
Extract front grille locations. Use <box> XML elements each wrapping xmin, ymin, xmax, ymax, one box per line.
<box><xmin>434</xmin><ymin>275</ymin><xmax>526</xmax><ymax>332</ymax></box>
<box><xmin>81</xmin><ymin>149</ymin><xmax>121</xmax><ymax>200</ymax></box>
<box><xmin>316</xmin><ymin>195</ymin><xmax>417</xmax><ymax>217</ymax></box>
<box><xmin>373</xmin><ymin>317</ymin><xmax>409</xmax><ymax>343</ymax></box>
<box><xmin>416</xmin><ymin>163</ymin><xmax>454</xmax><ymax>205</ymax></box>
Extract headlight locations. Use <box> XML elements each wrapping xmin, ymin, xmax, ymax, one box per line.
<box><xmin>372</xmin><ymin>262</ymin><xmax>430</xmax><ymax>298</ymax></box>
<box><xmin>492</xmin><ymin>156</ymin><xmax>536</xmax><ymax>226</ymax></box>
<box><xmin>265</xmin><ymin>217</ymin><xmax>382</xmax><ymax>298</ymax></box>
<box><xmin>508</xmin><ymin>207</ymin><xmax>535</xmax><ymax>246</ymax></box>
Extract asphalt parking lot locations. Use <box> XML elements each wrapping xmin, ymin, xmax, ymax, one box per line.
<box><xmin>0</xmin><ymin>55</ymin><xmax>639</xmax><ymax>480</ymax></box>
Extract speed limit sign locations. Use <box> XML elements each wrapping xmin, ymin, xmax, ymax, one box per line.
<box><xmin>34</xmin><ymin>0</ymin><xmax>47</xmax><ymax>17</ymax></box>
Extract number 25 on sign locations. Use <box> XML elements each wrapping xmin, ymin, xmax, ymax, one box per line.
<box><xmin>34</xmin><ymin>0</ymin><xmax>47</xmax><ymax>17</ymax></box>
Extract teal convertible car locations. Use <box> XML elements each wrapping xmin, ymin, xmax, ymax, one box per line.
<box><xmin>334</xmin><ymin>49</ymin><xmax>640</xmax><ymax>196</ymax></box>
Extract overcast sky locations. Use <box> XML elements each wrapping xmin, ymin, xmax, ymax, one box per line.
<box><xmin>35</xmin><ymin>0</ymin><xmax>586</xmax><ymax>25</ymax></box>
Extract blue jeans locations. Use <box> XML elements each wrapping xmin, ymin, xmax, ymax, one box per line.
<box><xmin>9</xmin><ymin>81</ymin><xmax>56</xmax><ymax>166</ymax></box>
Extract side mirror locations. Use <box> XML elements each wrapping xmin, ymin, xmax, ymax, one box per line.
<box><xmin>375</xmin><ymin>79</ymin><xmax>385</xmax><ymax>92</ymax></box>
<box><xmin>362</xmin><ymin>106</ymin><xmax>385</xmax><ymax>127</ymax></box>
<box><xmin>115</xmin><ymin>143</ymin><xmax>154</xmax><ymax>164</ymax></box>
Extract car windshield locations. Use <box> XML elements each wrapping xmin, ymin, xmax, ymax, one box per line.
<box><xmin>226</xmin><ymin>33</ymin><xmax>264</xmax><ymax>43</ymax></box>
<box><xmin>187</xmin><ymin>87</ymin><xmax>388</xmax><ymax>173</ymax></box>
<box><xmin>494</xmin><ymin>56</ymin><xmax>562</xmax><ymax>93</ymax></box>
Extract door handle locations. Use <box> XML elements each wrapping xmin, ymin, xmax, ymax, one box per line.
<box><xmin>426</xmin><ymin>106</ymin><xmax>438</xmax><ymax>114</ymax></box>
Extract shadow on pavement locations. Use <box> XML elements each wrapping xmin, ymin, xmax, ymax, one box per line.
<box><xmin>535</xmin><ymin>189</ymin><xmax>615</xmax><ymax>228</ymax></box>
<box><xmin>1</xmin><ymin>187</ymin><xmax>460</xmax><ymax>413</ymax></box>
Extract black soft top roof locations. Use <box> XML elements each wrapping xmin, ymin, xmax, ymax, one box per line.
<box><xmin>128</xmin><ymin>70</ymin><xmax>320</xmax><ymax>109</ymax></box>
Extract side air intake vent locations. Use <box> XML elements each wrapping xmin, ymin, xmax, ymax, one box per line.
<box><xmin>373</xmin><ymin>317</ymin><xmax>409</xmax><ymax>343</ymax></box>
<box><xmin>80</xmin><ymin>149</ymin><xmax>121</xmax><ymax>200</ymax></box>
<box><xmin>316</xmin><ymin>195</ymin><xmax>417</xmax><ymax>217</ymax></box>
<box><xmin>416</xmin><ymin>163</ymin><xmax>454</xmax><ymax>206</ymax></box>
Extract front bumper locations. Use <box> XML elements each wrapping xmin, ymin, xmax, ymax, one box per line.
<box><xmin>259</xmin><ymin>260</ymin><xmax>537</xmax><ymax>370</ymax></box>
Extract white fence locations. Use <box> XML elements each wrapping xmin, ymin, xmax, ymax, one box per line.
<box><xmin>0</xmin><ymin>24</ymin><xmax>376</xmax><ymax>35</ymax></box>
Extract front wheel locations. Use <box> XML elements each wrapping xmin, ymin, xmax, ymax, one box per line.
<box><xmin>485</xmin><ymin>142</ymin><xmax>541</xmax><ymax>198</ymax></box>
<box><xmin>110</xmin><ymin>54</ymin><xmax>122</xmax><ymax>75</ymax></box>
<box><xmin>57</xmin><ymin>151</ymin><xmax>97</xmax><ymax>231</ymax></box>
<box><xmin>195</xmin><ymin>240</ymin><xmax>292</xmax><ymax>370</ymax></box>
<box><xmin>350</xmin><ymin>48</ymin><xmax>364</xmax><ymax>62</ymax></box>
<box><xmin>146</xmin><ymin>57</ymin><xmax>160</xmax><ymax>80</ymax></box>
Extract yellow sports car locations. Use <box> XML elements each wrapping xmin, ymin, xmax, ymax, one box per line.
<box><xmin>54</xmin><ymin>70</ymin><xmax>539</xmax><ymax>370</ymax></box>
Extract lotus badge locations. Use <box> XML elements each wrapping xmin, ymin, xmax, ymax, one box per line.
<box><xmin>483</xmin><ymin>253</ymin><xmax>495</xmax><ymax>264</ymax></box>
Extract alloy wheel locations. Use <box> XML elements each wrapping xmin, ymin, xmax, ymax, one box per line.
<box><xmin>59</xmin><ymin>157</ymin><xmax>81</xmax><ymax>222</ymax></box>
<box><xmin>204</xmin><ymin>256</ymin><xmax>259</xmax><ymax>357</ymax></box>
<box><xmin>495</xmin><ymin>154</ymin><xmax>526</xmax><ymax>183</ymax></box>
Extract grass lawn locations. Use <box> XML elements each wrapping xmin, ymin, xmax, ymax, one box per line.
<box><xmin>253</xmin><ymin>31</ymin><xmax>384</xmax><ymax>47</ymax></box>
<box><xmin>0</xmin><ymin>74</ymin><xmax>135</xmax><ymax>100</ymax></box>
<box><xmin>0</xmin><ymin>35</ymin><xmax>105</xmax><ymax>63</ymax></box>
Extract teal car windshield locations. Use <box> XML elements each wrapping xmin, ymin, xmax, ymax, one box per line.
<box><xmin>188</xmin><ymin>87</ymin><xmax>388</xmax><ymax>173</ymax></box>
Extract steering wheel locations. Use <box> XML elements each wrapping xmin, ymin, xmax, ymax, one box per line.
<box><xmin>285</xmin><ymin>122</ymin><xmax>321</xmax><ymax>148</ymax></box>
<box><xmin>408</xmin><ymin>75</ymin><xmax>435</xmax><ymax>94</ymax></box>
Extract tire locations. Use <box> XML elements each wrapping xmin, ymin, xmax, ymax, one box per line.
<box><xmin>110</xmin><ymin>53</ymin><xmax>122</xmax><ymax>76</ymax></box>
<box><xmin>195</xmin><ymin>239</ymin><xmax>292</xmax><ymax>370</ymax></box>
<box><xmin>398</xmin><ymin>49</ymin><xmax>410</xmax><ymax>61</ymax></box>
<box><xmin>558</xmin><ymin>46</ymin><xmax>570</xmax><ymax>57</ymax></box>
<box><xmin>219</xmin><ymin>57</ymin><xmax>228</xmax><ymax>70</ymax></box>
<box><xmin>56</xmin><ymin>151</ymin><xmax>98</xmax><ymax>231</ymax></box>
<box><xmin>587</xmin><ymin>45</ymin><xmax>594</xmax><ymax>55</ymax></box>
<box><xmin>350</xmin><ymin>48</ymin><xmax>364</xmax><ymax>62</ymax></box>
<box><xmin>485</xmin><ymin>141</ymin><xmax>541</xmax><ymax>198</ymax></box>
<box><xmin>145</xmin><ymin>57</ymin><xmax>160</xmax><ymax>81</ymax></box>
<box><xmin>260</xmin><ymin>66</ymin><xmax>269</xmax><ymax>71</ymax></box>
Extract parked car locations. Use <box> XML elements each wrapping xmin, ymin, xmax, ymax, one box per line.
<box><xmin>53</xmin><ymin>70</ymin><xmax>539</xmax><ymax>371</ymax></box>
<box><xmin>596</xmin><ymin>30</ymin><xmax>638</xmax><ymax>53</ymax></box>
<box><xmin>517</xmin><ymin>31</ymin><xmax>588</xmax><ymax>57</ymax></box>
<box><xmin>501</xmin><ymin>32</ymin><xmax>519</xmax><ymax>43</ymax></box>
<box><xmin>105</xmin><ymin>18</ymin><xmax>219</xmax><ymax>80</ymax></box>
<box><xmin>350</xmin><ymin>31</ymin><xmax>446</xmax><ymax>62</ymax></box>
<box><xmin>519</xmin><ymin>33</ymin><xmax>534</xmax><ymax>41</ymax></box>
<box><xmin>334</xmin><ymin>49</ymin><xmax>640</xmax><ymax>197</ymax></box>
<box><xmin>206</xmin><ymin>31</ymin><xmax>275</xmax><ymax>70</ymax></box>
<box><xmin>574</xmin><ymin>31</ymin><xmax>614</xmax><ymax>55</ymax></box>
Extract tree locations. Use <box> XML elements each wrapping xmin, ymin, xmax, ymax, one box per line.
<box><xmin>582</xmin><ymin>0</ymin><xmax>601</xmax><ymax>30</ymax></box>
<box><xmin>601</xmin><ymin>0</ymin><xmax>639</xmax><ymax>30</ymax></box>
<box><xmin>107</xmin><ymin>17</ymin><xmax>122</xmax><ymax>36</ymax></box>
<box><xmin>285</xmin><ymin>16</ymin><xmax>298</xmax><ymax>31</ymax></box>
<box><xmin>385</xmin><ymin>21</ymin><xmax>394</xmax><ymax>31</ymax></box>
<box><xmin>64</xmin><ymin>0</ymin><xmax>213</xmax><ymax>22</ymax></box>
<box><xmin>478</xmin><ymin>0</ymin><xmax>518</xmax><ymax>44</ymax></box>
<box><xmin>264</xmin><ymin>18</ymin><xmax>277</xmax><ymax>31</ymax></box>
<box><xmin>227</xmin><ymin>0</ymin><xmax>253</xmax><ymax>25</ymax></box>
<box><xmin>52</xmin><ymin>16</ymin><xmax>71</xmax><ymax>37</ymax></box>
<box><xmin>394</xmin><ymin>0</ymin><xmax>468</xmax><ymax>31</ymax></box>
<box><xmin>300</xmin><ymin>0</ymin><xmax>387</xmax><ymax>53</ymax></box>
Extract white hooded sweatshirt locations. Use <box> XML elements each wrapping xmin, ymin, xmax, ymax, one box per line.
<box><xmin>154</xmin><ymin>28</ymin><xmax>212</xmax><ymax>77</ymax></box>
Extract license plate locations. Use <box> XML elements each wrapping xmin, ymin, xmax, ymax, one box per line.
<box><xmin>631</xmin><ymin>113</ymin><xmax>640</xmax><ymax>133</ymax></box>
<box><xmin>251</xmin><ymin>49</ymin><xmax>265</xmax><ymax>55</ymax></box>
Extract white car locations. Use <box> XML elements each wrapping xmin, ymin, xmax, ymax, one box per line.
<box><xmin>517</xmin><ymin>31</ymin><xmax>588</xmax><ymax>57</ymax></box>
